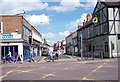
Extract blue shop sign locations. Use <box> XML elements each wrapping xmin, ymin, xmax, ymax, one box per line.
<box><xmin>1</xmin><ymin>34</ymin><xmax>13</xmax><ymax>39</ymax></box>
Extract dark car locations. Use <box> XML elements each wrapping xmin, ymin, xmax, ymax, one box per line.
<box><xmin>42</xmin><ymin>49</ymin><xmax>49</xmax><ymax>56</ymax></box>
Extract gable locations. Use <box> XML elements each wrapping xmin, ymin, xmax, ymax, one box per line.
<box><xmin>93</xmin><ymin>2</ymin><xmax>106</xmax><ymax>14</ymax></box>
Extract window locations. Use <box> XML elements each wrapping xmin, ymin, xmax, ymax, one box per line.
<box><xmin>104</xmin><ymin>42</ymin><xmax>109</xmax><ymax>52</ymax></box>
<box><xmin>0</xmin><ymin>22</ymin><xmax>3</xmax><ymax>33</ymax></box>
<box><xmin>23</xmin><ymin>26</ymin><xmax>29</xmax><ymax>36</ymax></box>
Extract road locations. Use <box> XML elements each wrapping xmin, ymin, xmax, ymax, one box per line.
<box><xmin>1</xmin><ymin>58</ymin><xmax>119</xmax><ymax>81</ymax></box>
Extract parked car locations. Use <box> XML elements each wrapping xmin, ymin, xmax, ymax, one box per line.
<box><xmin>42</xmin><ymin>49</ymin><xmax>49</xmax><ymax>56</ymax></box>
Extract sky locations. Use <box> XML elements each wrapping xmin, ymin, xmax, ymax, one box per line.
<box><xmin>0</xmin><ymin>0</ymin><xmax>99</xmax><ymax>46</ymax></box>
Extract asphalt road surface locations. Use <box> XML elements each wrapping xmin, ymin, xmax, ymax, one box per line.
<box><xmin>1</xmin><ymin>58</ymin><xmax>119</xmax><ymax>81</ymax></box>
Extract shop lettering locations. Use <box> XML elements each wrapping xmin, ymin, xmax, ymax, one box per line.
<box><xmin>1</xmin><ymin>34</ymin><xmax>13</xmax><ymax>39</ymax></box>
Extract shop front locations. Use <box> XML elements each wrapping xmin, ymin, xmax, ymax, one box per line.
<box><xmin>1</xmin><ymin>33</ymin><xmax>24</xmax><ymax>60</ymax></box>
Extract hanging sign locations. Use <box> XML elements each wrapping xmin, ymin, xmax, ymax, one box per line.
<box><xmin>92</xmin><ymin>16</ymin><xmax>98</xmax><ymax>24</ymax></box>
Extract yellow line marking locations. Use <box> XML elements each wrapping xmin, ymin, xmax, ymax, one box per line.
<box><xmin>64</xmin><ymin>68</ymin><xmax>70</xmax><ymax>70</ymax></box>
<box><xmin>81</xmin><ymin>60</ymin><xmax>110</xmax><ymax>80</ymax></box>
<box><xmin>41</xmin><ymin>72</ymin><xmax>55</xmax><ymax>79</ymax></box>
<box><xmin>1</xmin><ymin>66</ymin><xmax>21</xmax><ymax>80</ymax></box>
<box><xmin>16</xmin><ymin>70</ymin><xmax>32</xmax><ymax>73</ymax></box>
<box><xmin>82</xmin><ymin>77</ymin><xmax>94</xmax><ymax>80</ymax></box>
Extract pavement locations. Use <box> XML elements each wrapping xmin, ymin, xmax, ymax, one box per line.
<box><xmin>1</xmin><ymin>54</ymin><xmax>118</xmax><ymax>66</ymax></box>
<box><xmin>1</xmin><ymin>54</ymin><xmax>74</xmax><ymax>66</ymax></box>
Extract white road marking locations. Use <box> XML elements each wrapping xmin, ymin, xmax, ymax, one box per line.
<box><xmin>81</xmin><ymin>60</ymin><xmax>109</xmax><ymax>80</ymax></box>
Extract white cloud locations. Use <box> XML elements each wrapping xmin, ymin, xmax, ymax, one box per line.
<box><xmin>1</xmin><ymin>0</ymin><xmax>97</xmax><ymax>14</ymax></box>
<box><xmin>65</xmin><ymin>13</ymin><xmax>87</xmax><ymax>31</ymax></box>
<box><xmin>47</xmin><ymin>0</ymin><xmax>97</xmax><ymax>12</ymax></box>
<box><xmin>47</xmin><ymin>0</ymin><xmax>83</xmax><ymax>12</ymax></box>
<box><xmin>59</xmin><ymin>31</ymin><xmax>70</xmax><ymax>37</ymax></box>
<box><xmin>25</xmin><ymin>14</ymin><xmax>50</xmax><ymax>27</ymax></box>
<box><xmin>1</xmin><ymin>0</ymin><xmax>48</xmax><ymax>15</ymax></box>
<box><xmin>80</xmin><ymin>0</ymin><xmax>97</xmax><ymax>10</ymax></box>
<box><xmin>42</xmin><ymin>31</ymin><xmax>70</xmax><ymax>45</ymax></box>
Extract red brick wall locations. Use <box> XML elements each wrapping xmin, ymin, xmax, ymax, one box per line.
<box><xmin>2</xmin><ymin>16</ymin><xmax>23</xmax><ymax>35</ymax></box>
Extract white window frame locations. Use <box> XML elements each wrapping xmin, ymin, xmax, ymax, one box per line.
<box><xmin>0</xmin><ymin>22</ymin><xmax>3</xmax><ymax>33</ymax></box>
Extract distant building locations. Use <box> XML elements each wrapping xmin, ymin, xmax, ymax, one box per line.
<box><xmin>54</xmin><ymin>40</ymin><xmax>66</xmax><ymax>54</ymax></box>
<box><xmin>77</xmin><ymin>1</ymin><xmax>120</xmax><ymax>58</ymax></box>
<box><xmin>66</xmin><ymin>31</ymin><xmax>78</xmax><ymax>56</ymax></box>
<box><xmin>66</xmin><ymin>33</ymin><xmax>72</xmax><ymax>55</ymax></box>
<box><xmin>0</xmin><ymin>16</ymin><xmax>42</xmax><ymax>60</ymax></box>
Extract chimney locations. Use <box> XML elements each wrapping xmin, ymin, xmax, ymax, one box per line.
<box><xmin>86</xmin><ymin>14</ymin><xmax>91</xmax><ymax>22</ymax></box>
<box><xmin>77</xmin><ymin>25</ymin><xmax>82</xmax><ymax>29</ymax></box>
<box><xmin>83</xmin><ymin>20</ymin><xmax>86</xmax><ymax>26</ymax></box>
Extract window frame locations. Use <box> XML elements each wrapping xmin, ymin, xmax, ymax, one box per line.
<box><xmin>0</xmin><ymin>22</ymin><xmax>3</xmax><ymax>33</ymax></box>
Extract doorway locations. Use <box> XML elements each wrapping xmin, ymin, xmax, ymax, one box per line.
<box><xmin>1</xmin><ymin>45</ymin><xmax>18</xmax><ymax>58</ymax></box>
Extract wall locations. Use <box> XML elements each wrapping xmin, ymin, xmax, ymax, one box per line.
<box><xmin>32</xmin><ymin>31</ymin><xmax>42</xmax><ymax>42</ymax></box>
<box><xmin>2</xmin><ymin>16</ymin><xmax>23</xmax><ymax>35</ymax></box>
<box><xmin>108</xmin><ymin>7</ymin><xmax>120</xmax><ymax>58</ymax></box>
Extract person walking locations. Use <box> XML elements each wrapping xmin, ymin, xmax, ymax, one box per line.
<box><xmin>6</xmin><ymin>50</ymin><xmax>13</xmax><ymax>63</ymax></box>
<box><xmin>29</xmin><ymin>48</ymin><xmax>34</xmax><ymax>62</ymax></box>
<box><xmin>16</xmin><ymin>54</ymin><xmax>23</xmax><ymax>64</ymax></box>
<box><xmin>49</xmin><ymin>50</ymin><xmax>55</xmax><ymax>62</ymax></box>
<box><xmin>13</xmin><ymin>52</ymin><xmax>18</xmax><ymax>63</ymax></box>
<box><xmin>57</xmin><ymin>49</ymin><xmax>61</xmax><ymax>59</ymax></box>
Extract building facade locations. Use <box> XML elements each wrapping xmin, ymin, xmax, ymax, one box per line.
<box><xmin>0</xmin><ymin>16</ymin><xmax>42</xmax><ymax>60</ymax></box>
<box><xmin>71</xmin><ymin>32</ymin><xmax>78</xmax><ymax>56</ymax></box>
<box><xmin>66</xmin><ymin>33</ymin><xmax>73</xmax><ymax>55</ymax></box>
<box><xmin>54</xmin><ymin>40</ymin><xmax>66</xmax><ymax>54</ymax></box>
<box><xmin>66</xmin><ymin>32</ymin><xmax>78</xmax><ymax>56</ymax></box>
<box><xmin>77</xmin><ymin>1</ymin><xmax>120</xmax><ymax>58</ymax></box>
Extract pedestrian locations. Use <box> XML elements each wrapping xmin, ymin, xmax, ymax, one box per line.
<box><xmin>29</xmin><ymin>48</ymin><xmax>34</xmax><ymax>62</ymax></box>
<box><xmin>14</xmin><ymin>52</ymin><xmax>18</xmax><ymax>63</ymax></box>
<box><xmin>6</xmin><ymin>50</ymin><xmax>13</xmax><ymax>63</ymax></box>
<box><xmin>16</xmin><ymin>53</ymin><xmax>23</xmax><ymax>64</ymax></box>
<box><xmin>55</xmin><ymin>51</ymin><xmax>58</xmax><ymax>60</ymax></box>
<box><xmin>49</xmin><ymin>50</ymin><xmax>55</xmax><ymax>62</ymax></box>
<box><xmin>57</xmin><ymin>49</ymin><xmax>61</xmax><ymax>59</ymax></box>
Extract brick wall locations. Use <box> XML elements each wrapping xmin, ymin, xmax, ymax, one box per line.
<box><xmin>2</xmin><ymin>16</ymin><xmax>23</xmax><ymax>35</ymax></box>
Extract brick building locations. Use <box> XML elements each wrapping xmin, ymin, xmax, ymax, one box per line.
<box><xmin>0</xmin><ymin>16</ymin><xmax>42</xmax><ymax>60</ymax></box>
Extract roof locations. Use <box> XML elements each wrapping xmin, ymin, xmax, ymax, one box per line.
<box><xmin>78</xmin><ymin>1</ymin><xmax>120</xmax><ymax>32</ymax></box>
<box><xmin>102</xmin><ymin>2</ymin><xmax>120</xmax><ymax>7</ymax></box>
